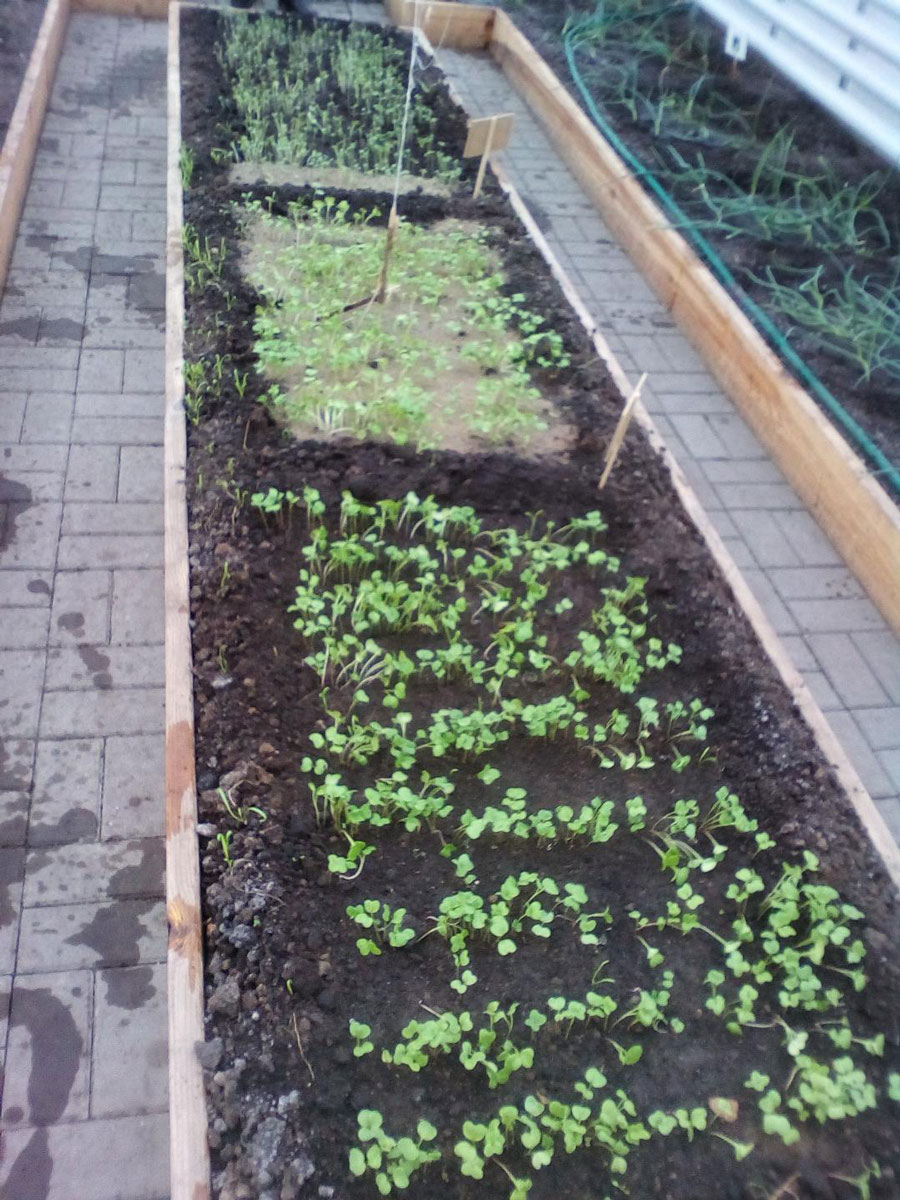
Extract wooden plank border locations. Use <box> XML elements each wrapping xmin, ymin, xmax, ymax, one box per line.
<box><xmin>0</xmin><ymin>0</ymin><xmax>70</xmax><ymax>295</ymax></box>
<box><xmin>483</xmin><ymin>9</ymin><xmax>900</xmax><ymax>635</ymax></box>
<box><xmin>165</xmin><ymin>7</ymin><xmax>212</xmax><ymax>1200</ymax></box>
<box><xmin>385</xmin><ymin>0</ymin><xmax>493</xmax><ymax>48</ymax></box>
<box><xmin>73</xmin><ymin>0</ymin><xmax>170</xmax><ymax>18</ymax></box>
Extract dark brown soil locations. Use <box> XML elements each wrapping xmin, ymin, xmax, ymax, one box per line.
<box><xmin>0</xmin><ymin>0</ymin><xmax>46</xmax><ymax>145</ymax></box>
<box><xmin>181</xmin><ymin>11</ymin><xmax>900</xmax><ymax>1200</ymax></box>
<box><xmin>489</xmin><ymin>0</ymin><xmax>900</xmax><ymax>490</ymax></box>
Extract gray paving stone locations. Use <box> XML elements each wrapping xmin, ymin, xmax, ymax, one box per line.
<box><xmin>82</xmin><ymin>317</ymin><xmax>164</xmax><ymax>350</ymax></box>
<box><xmin>101</xmin><ymin>160</ymin><xmax>137</xmax><ymax>184</ymax></box>
<box><xmin>721</xmin><ymin>536</ymin><xmax>754</xmax><ymax>569</ymax></box>
<box><xmin>65</xmin><ymin>443</ymin><xmax>120</xmax><ymax>502</ymax></box>
<box><xmin>715</xmin><ymin>482</ymin><xmax>801</xmax><ymax>510</ymax></box>
<box><xmin>24</xmin><ymin>179</ymin><xmax>65</xmax><ymax>208</ymax></box>
<box><xmin>123</xmin><ymin>348</ymin><xmax>164</xmax><ymax>393</ymax></box>
<box><xmin>104</xmin><ymin>135</ymin><xmax>167</xmax><ymax>163</ymax></box>
<box><xmin>24</xmin><ymin>838</ymin><xmax>164</xmax><ymax>907</ymax></box>
<box><xmin>877</xmin><ymin>797</ymin><xmax>900</xmax><ymax>846</ymax></box>
<box><xmin>45</xmin><ymin>644</ymin><xmax>163</xmax><ymax>692</ymax></box>
<box><xmin>127</xmin><ymin>270</ymin><xmax>166</xmax><ymax>312</ymax></box>
<box><xmin>71</xmin><ymin>416</ymin><xmax>162</xmax><ymax>445</ymax></box>
<box><xmin>74</xmin><ymin>391</ymin><xmax>164</xmax><ymax>418</ymax></box>
<box><xmin>16</xmin><ymin>896</ymin><xmax>166</xmax><ymax>973</ymax></box>
<box><xmin>0</xmin><ymin>650</ymin><xmax>46</xmax><ymax>737</ymax></box>
<box><xmin>50</xmin><ymin>570</ymin><xmax>111</xmax><ymax>646</ymax></box>
<box><xmin>852</xmin><ymin>632</ymin><xmax>900</xmax><ymax>705</ymax></box>
<box><xmin>0</xmin><ymin>366</ymin><xmax>78</xmax><ymax>394</ymax></box>
<box><xmin>29</xmin><ymin>738</ymin><xmax>102</xmax><ymax>846</ymax></box>
<box><xmin>0</xmin><ymin>974</ymin><xmax>9</xmax><ymax>1061</ymax></box>
<box><xmin>0</xmin><ymin>1111</ymin><xmax>169</xmax><ymax>1199</ymax></box>
<box><xmin>824</xmin><ymin>712</ymin><xmax>894</xmax><ymax>799</ymax></box>
<box><xmin>770</xmin><ymin>566</ymin><xmax>865</xmax><ymax>601</ymax></box>
<box><xmin>19</xmin><ymin>393</ymin><xmax>75</xmax><ymax>444</ymax></box>
<box><xmin>1</xmin><ymin>969</ymin><xmax>92</xmax><ymax>1127</ymax></box>
<box><xmin>62</xmin><ymin>502</ymin><xmax>163</xmax><ymax>536</ymax></box>
<box><xmin>705</xmin><ymin>412</ymin><xmax>769</xmax><ymax>458</ymax></box>
<box><xmin>803</xmin><ymin>671</ymin><xmax>841</xmax><ymax>712</ymax></box>
<box><xmin>669</xmin><ymin>449</ymin><xmax>722</xmax><ymax>511</ymax></box>
<box><xmin>669</xmin><ymin>413</ymin><xmax>730</xmax><ymax>459</ymax></box>
<box><xmin>0</xmin><ymin>394</ymin><xmax>26</xmax><ymax>440</ymax></box>
<box><xmin>94</xmin><ymin>210</ymin><xmax>134</xmax><ymax>241</ymax></box>
<box><xmin>0</xmin><ymin>608</ymin><xmax>50</xmax><ymax>649</ymax></box>
<box><xmin>778</xmin><ymin>634</ymin><xmax>818</xmax><ymax>673</ymax></box>
<box><xmin>117</xmin><ymin>444</ymin><xmax>162</xmax><ymax>502</ymax></box>
<box><xmin>0</xmin><ymin>501</ymin><xmax>61</xmax><ymax>570</ymax></box>
<box><xmin>878</xmin><ymin>748</ymin><xmax>900</xmax><ymax>791</ymax></box>
<box><xmin>77</xmin><ymin>348</ymin><xmax>125</xmax><ymax>393</ymax></box>
<box><xmin>701</xmin><ymin>457</ymin><xmax>785</xmax><ymax>485</ymax></box>
<box><xmin>102</xmin><ymin>734</ymin><xmax>164</xmax><ymax>840</ymax></box>
<box><xmin>739</xmin><ymin>569</ymin><xmax>799</xmax><ymax>635</ymax></box>
<box><xmin>773</xmin><ymin>510</ymin><xmax>842</xmax><ymax>566</ymax></box>
<box><xmin>0</xmin><ymin>793</ymin><xmax>29</xmax><ymax>847</ymax></box>
<box><xmin>787</xmin><ymin>597</ymin><xmax>887</xmax><ymax>635</ymax></box>
<box><xmin>0</xmin><ymin>849</ymin><xmax>25</xmax><ymax>973</ymax></box>
<box><xmin>0</xmin><ymin>739</ymin><xmax>33</xmax><ymax>793</ymax></box>
<box><xmin>806</xmin><ymin>632</ymin><xmax>890</xmax><ymax>708</ymax></box>
<box><xmin>58</xmin><ymin>533</ymin><xmax>163</xmax><ymax>571</ymax></box>
<box><xmin>0</xmin><ymin>445</ymin><xmax>68</xmax><ymax>473</ymax></box>
<box><xmin>92</xmin><ymin>962</ymin><xmax>168</xmax><ymax>1117</ymax></box>
<box><xmin>98</xmin><ymin>184</ymin><xmax>166</xmax><ymax>213</ymax></box>
<box><xmin>62</xmin><ymin>180</ymin><xmax>101</xmax><ymax>209</ymax></box>
<box><xmin>852</xmin><ymin>707</ymin><xmax>900</xmax><ymax>752</ymax></box>
<box><xmin>111</xmin><ymin>568</ymin><xmax>164</xmax><ymax>642</ymax></box>
<box><xmin>40</xmin><ymin>687</ymin><xmax>164</xmax><ymax>739</ymax></box>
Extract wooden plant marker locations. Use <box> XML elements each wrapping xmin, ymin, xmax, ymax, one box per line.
<box><xmin>464</xmin><ymin>112</ymin><xmax>515</xmax><ymax>198</ymax></box>
<box><xmin>599</xmin><ymin>372</ymin><xmax>647</xmax><ymax>490</ymax></box>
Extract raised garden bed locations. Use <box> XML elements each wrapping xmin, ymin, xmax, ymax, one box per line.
<box><xmin>172</xmin><ymin>7</ymin><xmax>900</xmax><ymax>1199</ymax></box>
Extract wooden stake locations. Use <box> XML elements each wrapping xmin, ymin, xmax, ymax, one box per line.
<box><xmin>473</xmin><ymin>115</ymin><xmax>497</xmax><ymax>199</ymax></box>
<box><xmin>373</xmin><ymin>202</ymin><xmax>399</xmax><ymax>303</ymax></box>
<box><xmin>598</xmin><ymin>373</ymin><xmax>647</xmax><ymax>490</ymax></box>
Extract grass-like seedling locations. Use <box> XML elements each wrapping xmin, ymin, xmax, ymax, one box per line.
<box><xmin>217</xmin><ymin>16</ymin><xmax>461</xmax><ymax>181</ymax></box>
<box><xmin>240</xmin><ymin>195</ymin><xmax>568</xmax><ymax>452</ymax></box>
<box><xmin>565</xmin><ymin>0</ymin><xmax>900</xmax><ymax>395</ymax></box>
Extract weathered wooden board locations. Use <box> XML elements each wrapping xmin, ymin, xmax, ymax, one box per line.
<box><xmin>73</xmin><ymin>0</ymin><xmax>169</xmax><ymax>15</ymax></box>
<box><xmin>165</xmin><ymin>7</ymin><xmax>212</xmax><ymax>1200</ymax></box>
<box><xmin>486</xmin><ymin>8</ymin><xmax>900</xmax><ymax>634</ymax></box>
<box><xmin>0</xmin><ymin>0</ymin><xmax>70</xmax><ymax>295</ymax></box>
<box><xmin>385</xmin><ymin>0</ymin><xmax>494</xmax><ymax>48</ymax></box>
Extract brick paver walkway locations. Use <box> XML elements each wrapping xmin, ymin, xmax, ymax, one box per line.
<box><xmin>0</xmin><ymin>12</ymin><xmax>169</xmax><ymax>1198</ymax></box>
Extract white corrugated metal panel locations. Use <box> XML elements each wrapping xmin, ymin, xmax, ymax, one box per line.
<box><xmin>694</xmin><ymin>0</ymin><xmax>900</xmax><ymax>164</ymax></box>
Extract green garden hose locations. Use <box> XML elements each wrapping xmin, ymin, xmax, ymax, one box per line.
<box><xmin>562</xmin><ymin>3</ymin><xmax>900</xmax><ymax>496</ymax></box>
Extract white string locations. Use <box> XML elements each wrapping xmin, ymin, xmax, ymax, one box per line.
<box><xmin>391</xmin><ymin>0</ymin><xmax>421</xmax><ymax>211</ymax></box>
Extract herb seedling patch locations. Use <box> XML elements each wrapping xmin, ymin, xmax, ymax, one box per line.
<box><xmin>239</xmin><ymin>196</ymin><xmax>569</xmax><ymax>451</ymax></box>
<box><xmin>178</xmin><ymin>9</ymin><xmax>900</xmax><ymax>1200</ymax></box>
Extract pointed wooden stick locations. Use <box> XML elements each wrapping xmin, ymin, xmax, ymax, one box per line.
<box><xmin>373</xmin><ymin>202</ymin><xmax>399</xmax><ymax>303</ymax></box>
<box><xmin>598</xmin><ymin>372</ymin><xmax>647</xmax><ymax>490</ymax></box>
<box><xmin>473</xmin><ymin>115</ymin><xmax>497</xmax><ymax>199</ymax></box>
